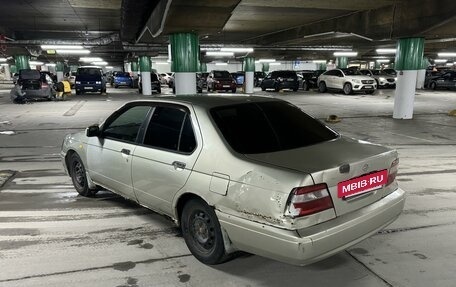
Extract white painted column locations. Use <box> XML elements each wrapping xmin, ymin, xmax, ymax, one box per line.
<box><xmin>141</xmin><ymin>71</ymin><xmax>152</xmax><ymax>96</ymax></box>
<box><xmin>3</xmin><ymin>65</ymin><xmax>11</xmax><ymax>81</ymax></box>
<box><xmin>244</xmin><ymin>71</ymin><xmax>254</xmax><ymax>93</ymax></box>
<box><xmin>56</xmin><ymin>71</ymin><xmax>64</xmax><ymax>82</ymax></box>
<box><xmin>393</xmin><ymin>70</ymin><xmax>417</xmax><ymax>119</ymax></box>
<box><xmin>416</xmin><ymin>69</ymin><xmax>426</xmax><ymax>89</ymax></box>
<box><xmin>175</xmin><ymin>72</ymin><xmax>196</xmax><ymax>95</ymax></box>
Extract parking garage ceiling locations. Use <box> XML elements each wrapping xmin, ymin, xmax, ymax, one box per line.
<box><xmin>0</xmin><ymin>0</ymin><xmax>455</xmax><ymax>65</ymax></box>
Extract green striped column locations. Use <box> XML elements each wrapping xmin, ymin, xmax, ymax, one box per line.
<box><xmin>374</xmin><ymin>61</ymin><xmax>381</xmax><ymax>69</ymax></box>
<box><xmin>262</xmin><ymin>63</ymin><xmax>269</xmax><ymax>73</ymax></box>
<box><xmin>243</xmin><ymin>57</ymin><xmax>255</xmax><ymax>94</ymax></box>
<box><xmin>336</xmin><ymin>57</ymin><xmax>348</xmax><ymax>69</ymax></box>
<box><xmin>393</xmin><ymin>37</ymin><xmax>424</xmax><ymax>119</ymax></box>
<box><xmin>319</xmin><ymin>63</ymin><xmax>327</xmax><ymax>71</ymax></box>
<box><xmin>170</xmin><ymin>33</ymin><xmax>198</xmax><ymax>95</ymax></box>
<box><xmin>56</xmin><ymin>62</ymin><xmax>64</xmax><ymax>82</ymax></box>
<box><xmin>200</xmin><ymin>62</ymin><xmax>207</xmax><ymax>73</ymax></box>
<box><xmin>139</xmin><ymin>55</ymin><xmax>152</xmax><ymax>95</ymax></box>
<box><xmin>15</xmin><ymin>55</ymin><xmax>30</xmax><ymax>70</ymax></box>
<box><xmin>10</xmin><ymin>65</ymin><xmax>17</xmax><ymax>74</ymax></box>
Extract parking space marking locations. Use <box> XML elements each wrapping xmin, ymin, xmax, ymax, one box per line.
<box><xmin>63</xmin><ymin>101</ymin><xmax>86</xmax><ymax>116</ymax></box>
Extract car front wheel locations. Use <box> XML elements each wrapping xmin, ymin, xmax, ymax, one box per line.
<box><xmin>430</xmin><ymin>82</ymin><xmax>437</xmax><ymax>90</ymax></box>
<box><xmin>69</xmin><ymin>153</ymin><xmax>97</xmax><ymax>197</ymax></box>
<box><xmin>343</xmin><ymin>83</ymin><xmax>353</xmax><ymax>95</ymax></box>
<box><xmin>303</xmin><ymin>81</ymin><xmax>309</xmax><ymax>91</ymax></box>
<box><xmin>318</xmin><ymin>81</ymin><xmax>327</xmax><ymax>93</ymax></box>
<box><xmin>181</xmin><ymin>199</ymin><xmax>229</xmax><ymax>265</ymax></box>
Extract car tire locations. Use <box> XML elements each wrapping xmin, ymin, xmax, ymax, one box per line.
<box><xmin>69</xmin><ymin>153</ymin><xmax>98</xmax><ymax>197</ymax></box>
<box><xmin>114</xmin><ymin>85</ymin><xmax>118</xmax><ymax>89</ymax></box>
<box><xmin>76</xmin><ymin>90</ymin><xmax>81</xmax><ymax>95</ymax></box>
<box><xmin>375</xmin><ymin>79</ymin><xmax>380</xmax><ymax>89</ymax></box>
<box><xmin>430</xmin><ymin>82</ymin><xmax>437</xmax><ymax>90</ymax></box>
<box><xmin>197</xmin><ymin>89</ymin><xmax>202</xmax><ymax>93</ymax></box>
<box><xmin>261</xmin><ymin>85</ymin><xmax>266</xmax><ymax>91</ymax></box>
<box><xmin>274</xmin><ymin>84</ymin><xmax>280</xmax><ymax>92</ymax></box>
<box><xmin>303</xmin><ymin>81</ymin><xmax>309</xmax><ymax>91</ymax></box>
<box><xmin>318</xmin><ymin>82</ymin><xmax>327</xmax><ymax>93</ymax></box>
<box><xmin>293</xmin><ymin>87</ymin><xmax>298</xmax><ymax>92</ymax></box>
<box><xmin>181</xmin><ymin>198</ymin><xmax>229</xmax><ymax>265</ymax></box>
<box><xmin>365</xmin><ymin>90</ymin><xmax>375</xmax><ymax>95</ymax></box>
<box><xmin>343</xmin><ymin>83</ymin><xmax>353</xmax><ymax>95</ymax></box>
<box><xmin>232</xmin><ymin>89</ymin><xmax>236</xmax><ymax>93</ymax></box>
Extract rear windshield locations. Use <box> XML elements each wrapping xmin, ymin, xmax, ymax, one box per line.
<box><xmin>115</xmin><ymin>72</ymin><xmax>130</xmax><ymax>77</ymax></box>
<box><xmin>372</xmin><ymin>70</ymin><xmax>388</xmax><ymax>76</ymax></box>
<box><xmin>342</xmin><ymin>69</ymin><xmax>362</xmax><ymax>76</ymax></box>
<box><xmin>213</xmin><ymin>71</ymin><xmax>231</xmax><ymax>78</ymax></box>
<box><xmin>211</xmin><ymin>101</ymin><xmax>338</xmax><ymax>154</ymax></box>
<box><xmin>19</xmin><ymin>70</ymin><xmax>40</xmax><ymax>80</ymax></box>
<box><xmin>275</xmin><ymin>71</ymin><xmax>297</xmax><ymax>78</ymax></box>
<box><xmin>77</xmin><ymin>68</ymin><xmax>101</xmax><ymax>76</ymax></box>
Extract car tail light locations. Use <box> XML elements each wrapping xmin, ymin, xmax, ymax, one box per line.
<box><xmin>286</xmin><ymin>183</ymin><xmax>334</xmax><ymax>218</ymax></box>
<box><xmin>41</xmin><ymin>83</ymin><xmax>48</xmax><ymax>88</ymax></box>
<box><xmin>386</xmin><ymin>158</ymin><xmax>399</xmax><ymax>186</ymax></box>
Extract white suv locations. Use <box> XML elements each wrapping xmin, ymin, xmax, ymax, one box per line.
<box><xmin>318</xmin><ymin>68</ymin><xmax>377</xmax><ymax>95</ymax></box>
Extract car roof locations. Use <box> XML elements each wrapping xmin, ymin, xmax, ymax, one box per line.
<box><xmin>129</xmin><ymin>95</ymin><xmax>281</xmax><ymax>109</ymax></box>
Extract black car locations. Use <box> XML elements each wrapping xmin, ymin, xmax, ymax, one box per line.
<box><xmin>382</xmin><ymin>68</ymin><xmax>397</xmax><ymax>76</ymax></box>
<box><xmin>207</xmin><ymin>70</ymin><xmax>237</xmax><ymax>93</ymax></box>
<box><xmin>260</xmin><ymin>70</ymin><xmax>299</xmax><ymax>92</ymax></box>
<box><xmin>427</xmin><ymin>71</ymin><xmax>456</xmax><ymax>90</ymax></box>
<box><xmin>254</xmin><ymin>71</ymin><xmax>266</xmax><ymax>87</ymax></box>
<box><xmin>138</xmin><ymin>73</ymin><xmax>161</xmax><ymax>94</ymax></box>
<box><xmin>16</xmin><ymin>69</ymin><xmax>56</xmax><ymax>100</ymax></box>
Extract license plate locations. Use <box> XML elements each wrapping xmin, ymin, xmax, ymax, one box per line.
<box><xmin>337</xmin><ymin>170</ymin><xmax>388</xmax><ymax>199</ymax></box>
<box><xmin>365</xmin><ymin>85</ymin><xmax>373</xmax><ymax>89</ymax></box>
<box><xmin>84</xmin><ymin>87</ymin><xmax>93</xmax><ymax>90</ymax></box>
<box><xmin>287</xmin><ymin>78</ymin><xmax>294</xmax><ymax>81</ymax></box>
<box><xmin>120</xmin><ymin>82</ymin><xmax>126</xmax><ymax>84</ymax></box>
<box><xmin>223</xmin><ymin>85</ymin><xmax>230</xmax><ymax>88</ymax></box>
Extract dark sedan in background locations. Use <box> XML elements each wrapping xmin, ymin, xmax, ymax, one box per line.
<box><xmin>207</xmin><ymin>70</ymin><xmax>237</xmax><ymax>93</ymax></box>
<box><xmin>260</xmin><ymin>70</ymin><xmax>299</xmax><ymax>92</ymax></box>
<box><xmin>427</xmin><ymin>71</ymin><xmax>456</xmax><ymax>90</ymax></box>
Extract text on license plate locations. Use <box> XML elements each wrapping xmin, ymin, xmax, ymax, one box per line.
<box><xmin>337</xmin><ymin>169</ymin><xmax>388</xmax><ymax>198</ymax></box>
<box><xmin>84</xmin><ymin>87</ymin><xmax>93</xmax><ymax>90</ymax></box>
<box><xmin>223</xmin><ymin>85</ymin><xmax>230</xmax><ymax>88</ymax></box>
<box><xmin>364</xmin><ymin>85</ymin><xmax>372</xmax><ymax>89</ymax></box>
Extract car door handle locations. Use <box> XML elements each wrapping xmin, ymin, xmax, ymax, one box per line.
<box><xmin>121</xmin><ymin>148</ymin><xmax>130</xmax><ymax>155</ymax></box>
<box><xmin>172</xmin><ymin>161</ymin><xmax>186</xmax><ymax>170</ymax></box>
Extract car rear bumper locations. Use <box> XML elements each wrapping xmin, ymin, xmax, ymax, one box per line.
<box><xmin>217</xmin><ymin>187</ymin><xmax>405</xmax><ymax>266</ymax></box>
<box><xmin>22</xmin><ymin>89</ymin><xmax>50</xmax><ymax>98</ymax></box>
<box><xmin>76</xmin><ymin>84</ymin><xmax>103</xmax><ymax>92</ymax></box>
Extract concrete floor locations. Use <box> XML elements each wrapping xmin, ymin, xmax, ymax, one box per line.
<box><xmin>0</xmin><ymin>85</ymin><xmax>455</xmax><ymax>287</ymax></box>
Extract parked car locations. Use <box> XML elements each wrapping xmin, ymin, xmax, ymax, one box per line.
<box><xmin>199</xmin><ymin>72</ymin><xmax>209</xmax><ymax>88</ymax></box>
<box><xmin>231</xmin><ymin>72</ymin><xmax>245</xmax><ymax>86</ymax></box>
<box><xmin>254</xmin><ymin>71</ymin><xmax>266</xmax><ymax>87</ymax></box>
<box><xmin>40</xmin><ymin>71</ymin><xmax>58</xmax><ymax>83</ymax></box>
<box><xmin>382</xmin><ymin>68</ymin><xmax>397</xmax><ymax>76</ymax></box>
<box><xmin>207</xmin><ymin>70</ymin><xmax>237</xmax><ymax>93</ymax></box>
<box><xmin>260</xmin><ymin>70</ymin><xmax>299</xmax><ymax>92</ymax></box>
<box><xmin>302</xmin><ymin>70</ymin><xmax>326</xmax><ymax>91</ymax></box>
<box><xmin>318</xmin><ymin>68</ymin><xmax>376</xmax><ymax>95</ymax></box>
<box><xmin>61</xmin><ymin>95</ymin><xmax>405</xmax><ymax>266</ymax></box>
<box><xmin>16</xmin><ymin>69</ymin><xmax>56</xmax><ymax>100</ymax></box>
<box><xmin>138</xmin><ymin>73</ymin><xmax>161</xmax><ymax>94</ymax></box>
<box><xmin>75</xmin><ymin>66</ymin><xmax>106</xmax><ymax>95</ymax></box>
<box><xmin>65</xmin><ymin>72</ymin><xmax>76</xmax><ymax>88</ymax></box>
<box><xmin>112</xmin><ymin>72</ymin><xmax>133</xmax><ymax>88</ymax></box>
<box><xmin>427</xmin><ymin>71</ymin><xmax>456</xmax><ymax>90</ymax></box>
<box><xmin>160</xmin><ymin>73</ymin><xmax>174</xmax><ymax>86</ymax></box>
<box><xmin>296</xmin><ymin>70</ymin><xmax>314</xmax><ymax>90</ymax></box>
<box><xmin>359</xmin><ymin>69</ymin><xmax>396</xmax><ymax>88</ymax></box>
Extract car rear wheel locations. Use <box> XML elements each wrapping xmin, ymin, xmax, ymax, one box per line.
<box><xmin>343</xmin><ymin>83</ymin><xmax>353</xmax><ymax>95</ymax></box>
<box><xmin>261</xmin><ymin>85</ymin><xmax>266</xmax><ymax>91</ymax></box>
<box><xmin>303</xmin><ymin>81</ymin><xmax>309</xmax><ymax>91</ymax></box>
<box><xmin>181</xmin><ymin>199</ymin><xmax>229</xmax><ymax>265</ymax></box>
<box><xmin>318</xmin><ymin>82</ymin><xmax>327</xmax><ymax>93</ymax></box>
<box><xmin>375</xmin><ymin>79</ymin><xmax>380</xmax><ymax>88</ymax></box>
<box><xmin>430</xmin><ymin>82</ymin><xmax>437</xmax><ymax>90</ymax></box>
<box><xmin>232</xmin><ymin>89</ymin><xmax>236</xmax><ymax>93</ymax></box>
<box><xmin>69</xmin><ymin>153</ymin><xmax>98</xmax><ymax>197</ymax></box>
<box><xmin>157</xmin><ymin>87</ymin><xmax>161</xmax><ymax>94</ymax></box>
<box><xmin>274</xmin><ymin>84</ymin><xmax>280</xmax><ymax>92</ymax></box>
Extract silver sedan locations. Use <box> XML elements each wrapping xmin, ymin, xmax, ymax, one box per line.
<box><xmin>60</xmin><ymin>95</ymin><xmax>405</xmax><ymax>266</ymax></box>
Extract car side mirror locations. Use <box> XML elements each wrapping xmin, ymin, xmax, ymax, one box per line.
<box><xmin>86</xmin><ymin>125</ymin><xmax>101</xmax><ymax>137</ymax></box>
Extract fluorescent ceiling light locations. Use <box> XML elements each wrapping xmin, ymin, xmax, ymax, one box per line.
<box><xmin>312</xmin><ymin>60</ymin><xmax>327</xmax><ymax>63</ymax></box>
<box><xmin>92</xmin><ymin>61</ymin><xmax>108</xmax><ymax>65</ymax></box>
<box><xmin>1</xmin><ymin>63</ymin><xmax>9</xmax><ymax>66</ymax></box>
<box><xmin>376</xmin><ymin>59</ymin><xmax>390</xmax><ymax>63</ymax></box>
<box><xmin>79</xmin><ymin>57</ymin><xmax>103</xmax><ymax>62</ymax></box>
<box><xmin>106</xmin><ymin>66</ymin><xmax>113</xmax><ymax>69</ymax></box>
<box><xmin>376</xmin><ymin>48</ymin><xmax>396</xmax><ymax>54</ymax></box>
<box><xmin>206</xmin><ymin>51</ymin><xmax>234</xmax><ymax>56</ymax></box>
<box><xmin>155</xmin><ymin>62</ymin><xmax>169</xmax><ymax>65</ymax></box>
<box><xmin>438</xmin><ymin>52</ymin><xmax>456</xmax><ymax>57</ymax></box>
<box><xmin>41</xmin><ymin>45</ymin><xmax>84</xmax><ymax>50</ymax></box>
<box><xmin>215</xmin><ymin>62</ymin><xmax>228</xmax><ymax>66</ymax></box>
<box><xmin>258</xmin><ymin>59</ymin><xmax>276</xmax><ymax>62</ymax></box>
<box><xmin>434</xmin><ymin>59</ymin><xmax>447</xmax><ymax>63</ymax></box>
<box><xmin>29</xmin><ymin>61</ymin><xmax>44</xmax><ymax>65</ymax></box>
<box><xmin>446</xmin><ymin>63</ymin><xmax>454</xmax><ymax>66</ymax></box>
<box><xmin>0</xmin><ymin>58</ymin><xmax>7</xmax><ymax>62</ymax></box>
<box><xmin>334</xmin><ymin>52</ymin><xmax>358</xmax><ymax>57</ymax></box>
<box><xmin>269</xmin><ymin>62</ymin><xmax>281</xmax><ymax>65</ymax></box>
<box><xmin>220</xmin><ymin>47</ymin><xmax>254</xmax><ymax>53</ymax></box>
<box><xmin>56</xmin><ymin>49</ymin><xmax>90</xmax><ymax>54</ymax></box>
<box><xmin>45</xmin><ymin>63</ymin><xmax>56</xmax><ymax>66</ymax></box>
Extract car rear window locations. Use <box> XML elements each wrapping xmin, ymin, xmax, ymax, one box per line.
<box><xmin>211</xmin><ymin>101</ymin><xmax>338</xmax><ymax>154</ymax></box>
<box><xmin>275</xmin><ymin>71</ymin><xmax>297</xmax><ymax>78</ymax></box>
<box><xmin>19</xmin><ymin>70</ymin><xmax>40</xmax><ymax>80</ymax></box>
<box><xmin>116</xmin><ymin>72</ymin><xmax>130</xmax><ymax>77</ymax></box>
<box><xmin>77</xmin><ymin>68</ymin><xmax>101</xmax><ymax>76</ymax></box>
<box><xmin>213</xmin><ymin>71</ymin><xmax>231</xmax><ymax>78</ymax></box>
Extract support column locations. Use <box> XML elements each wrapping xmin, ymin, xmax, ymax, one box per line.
<box><xmin>170</xmin><ymin>33</ymin><xmax>198</xmax><ymax>95</ymax></box>
<box><xmin>375</xmin><ymin>61</ymin><xmax>381</xmax><ymax>69</ymax></box>
<box><xmin>15</xmin><ymin>55</ymin><xmax>30</xmax><ymax>70</ymax></box>
<box><xmin>243</xmin><ymin>57</ymin><xmax>255</xmax><ymax>94</ymax></box>
<box><xmin>131</xmin><ymin>61</ymin><xmax>139</xmax><ymax>77</ymax></box>
<box><xmin>319</xmin><ymin>63</ymin><xmax>327</xmax><ymax>71</ymax></box>
<box><xmin>262</xmin><ymin>63</ymin><xmax>269</xmax><ymax>73</ymax></box>
<box><xmin>393</xmin><ymin>37</ymin><xmax>424</xmax><ymax>119</ymax></box>
<box><xmin>200</xmin><ymin>62</ymin><xmax>207</xmax><ymax>73</ymax></box>
<box><xmin>416</xmin><ymin>57</ymin><xmax>429</xmax><ymax>89</ymax></box>
<box><xmin>336</xmin><ymin>57</ymin><xmax>348</xmax><ymax>69</ymax></box>
<box><xmin>139</xmin><ymin>56</ymin><xmax>152</xmax><ymax>96</ymax></box>
<box><xmin>56</xmin><ymin>62</ymin><xmax>64</xmax><ymax>82</ymax></box>
<box><xmin>3</xmin><ymin>64</ymin><xmax>11</xmax><ymax>80</ymax></box>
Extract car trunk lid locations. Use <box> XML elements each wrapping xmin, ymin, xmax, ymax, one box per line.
<box><xmin>244</xmin><ymin>136</ymin><xmax>397</xmax><ymax>216</ymax></box>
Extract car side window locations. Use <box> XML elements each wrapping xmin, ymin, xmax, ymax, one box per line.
<box><xmin>143</xmin><ymin>106</ymin><xmax>196</xmax><ymax>153</ymax></box>
<box><xmin>103</xmin><ymin>106</ymin><xmax>151</xmax><ymax>143</ymax></box>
